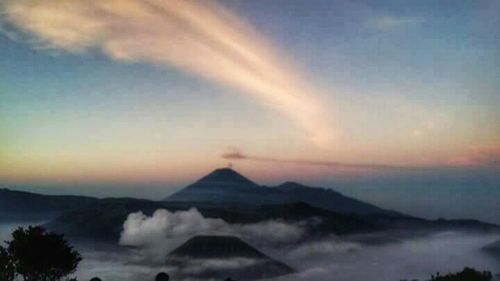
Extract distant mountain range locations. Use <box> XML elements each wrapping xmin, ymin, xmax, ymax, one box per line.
<box><xmin>1</xmin><ymin>168</ymin><xmax>499</xmax><ymax>242</ymax></box>
<box><xmin>165</xmin><ymin>168</ymin><xmax>400</xmax><ymax>216</ymax></box>
<box><xmin>1</xmin><ymin>168</ymin><xmax>400</xmax><ymax>221</ymax></box>
<box><xmin>167</xmin><ymin>235</ymin><xmax>294</xmax><ymax>280</ymax></box>
<box><xmin>0</xmin><ymin>188</ymin><xmax>98</xmax><ymax>221</ymax></box>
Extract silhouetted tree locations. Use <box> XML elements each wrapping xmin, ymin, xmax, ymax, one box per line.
<box><xmin>155</xmin><ymin>272</ymin><xmax>169</xmax><ymax>281</ymax></box>
<box><xmin>6</xmin><ymin>226</ymin><xmax>81</xmax><ymax>281</ymax></box>
<box><xmin>429</xmin><ymin>267</ymin><xmax>492</xmax><ymax>281</ymax></box>
<box><xmin>0</xmin><ymin>246</ymin><xmax>15</xmax><ymax>281</ymax></box>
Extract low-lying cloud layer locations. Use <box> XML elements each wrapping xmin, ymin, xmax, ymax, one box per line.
<box><xmin>278</xmin><ymin>232</ymin><xmax>500</xmax><ymax>281</ymax></box>
<box><xmin>119</xmin><ymin>208</ymin><xmax>307</xmax><ymax>262</ymax></box>
<box><xmin>116</xmin><ymin>208</ymin><xmax>500</xmax><ymax>281</ymax></box>
<box><xmin>285</xmin><ymin>238</ymin><xmax>360</xmax><ymax>260</ymax></box>
<box><xmin>1</xmin><ymin>0</ymin><xmax>334</xmax><ymax>145</ymax></box>
<box><xmin>86</xmin><ymin>227</ymin><xmax>500</xmax><ymax>281</ymax></box>
<box><xmin>2</xmin><ymin>219</ymin><xmax>499</xmax><ymax>281</ymax></box>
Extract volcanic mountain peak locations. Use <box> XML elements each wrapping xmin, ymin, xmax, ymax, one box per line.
<box><xmin>167</xmin><ymin>235</ymin><xmax>295</xmax><ymax>280</ymax></box>
<box><xmin>197</xmin><ymin>168</ymin><xmax>257</xmax><ymax>185</ymax></box>
<box><xmin>165</xmin><ymin>167</ymin><xmax>400</xmax><ymax>215</ymax></box>
<box><xmin>169</xmin><ymin>235</ymin><xmax>266</xmax><ymax>259</ymax></box>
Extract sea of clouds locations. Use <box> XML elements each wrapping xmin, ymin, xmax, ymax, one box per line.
<box><xmin>1</xmin><ymin>209</ymin><xmax>500</xmax><ymax>281</ymax></box>
<box><xmin>119</xmin><ymin>208</ymin><xmax>308</xmax><ymax>262</ymax></box>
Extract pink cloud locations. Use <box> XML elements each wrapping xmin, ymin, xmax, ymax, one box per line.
<box><xmin>446</xmin><ymin>146</ymin><xmax>500</xmax><ymax>168</ymax></box>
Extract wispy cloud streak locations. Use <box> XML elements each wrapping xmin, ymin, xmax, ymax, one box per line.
<box><xmin>367</xmin><ymin>16</ymin><xmax>424</xmax><ymax>31</ymax></box>
<box><xmin>222</xmin><ymin>149</ymin><xmax>429</xmax><ymax>171</ymax></box>
<box><xmin>1</xmin><ymin>0</ymin><xmax>334</xmax><ymax>145</ymax></box>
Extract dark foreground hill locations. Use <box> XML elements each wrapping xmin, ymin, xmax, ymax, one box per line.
<box><xmin>0</xmin><ymin>188</ymin><xmax>98</xmax><ymax>221</ymax></box>
<box><xmin>167</xmin><ymin>235</ymin><xmax>294</xmax><ymax>280</ymax></box>
<box><xmin>165</xmin><ymin>168</ymin><xmax>400</xmax><ymax>216</ymax></box>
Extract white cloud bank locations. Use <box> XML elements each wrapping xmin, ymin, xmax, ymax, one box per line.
<box><xmin>1</xmin><ymin>0</ymin><xmax>335</xmax><ymax>145</ymax></box>
<box><xmin>77</xmin><ymin>222</ymin><xmax>500</xmax><ymax>281</ymax></box>
<box><xmin>119</xmin><ymin>208</ymin><xmax>306</xmax><ymax>262</ymax></box>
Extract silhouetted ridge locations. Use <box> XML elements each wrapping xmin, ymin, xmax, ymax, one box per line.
<box><xmin>277</xmin><ymin>181</ymin><xmax>338</xmax><ymax>193</ymax></box>
<box><xmin>165</xmin><ymin>168</ymin><xmax>402</xmax><ymax>216</ymax></box>
<box><xmin>0</xmin><ymin>188</ymin><xmax>98</xmax><ymax>221</ymax></box>
<box><xmin>197</xmin><ymin>168</ymin><xmax>256</xmax><ymax>185</ymax></box>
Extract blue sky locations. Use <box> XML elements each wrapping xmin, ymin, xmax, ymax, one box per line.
<box><xmin>0</xmin><ymin>0</ymin><xmax>499</xmax><ymax>222</ymax></box>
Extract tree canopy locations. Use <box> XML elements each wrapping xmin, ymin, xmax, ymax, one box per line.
<box><xmin>429</xmin><ymin>267</ymin><xmax>493</xmax><ymax>281</ymax></box>
<box><xmin>0</xmin><ymin>226</ymin><xmax>81</xmax><ymax>281</ymax></box>
<box><xmin>0</xmin><ymin>247</ymin><xmax>15</xmax><ymax>281</ymax></box>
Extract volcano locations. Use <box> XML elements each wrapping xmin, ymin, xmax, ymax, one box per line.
<box><xmin>166</xmin><ymin>168</ymin><xmax>283</xmax><ymax>205</ymax></box>
<box><xmin>165</xmin><ymin>168</ymin><xmax>399</xmax><ymax>216</ymax></box>
<box><xmin>167</xmin><ymin>235</ymin><xmax>294</xmax><ymax>280</ymax></box>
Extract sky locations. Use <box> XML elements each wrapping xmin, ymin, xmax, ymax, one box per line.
<box><xmin>0</xmin><ymin>0</ymin><xmax>499</xmax><ymax>220</ymax></box>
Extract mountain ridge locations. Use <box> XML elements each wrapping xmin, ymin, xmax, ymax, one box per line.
<box><xmin>0</xmin><ymin>188</ymin><xmax>98</xmax><ymax>221</ymax></box>
<box><xmin>165</xmin><ymin>168</ymin><xmax>400</xmax><ymax>216</ymax></box>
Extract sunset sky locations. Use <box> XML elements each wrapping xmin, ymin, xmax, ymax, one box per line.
<box><xmin>1</xmin><ymin>0</ymin><xmax>499</xmax><ymax>218</ymax></box>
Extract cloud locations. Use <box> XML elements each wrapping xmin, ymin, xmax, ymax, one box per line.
<box><xmin>411</xmin><ymin>121</ymin><xmax>435</xmax><ymax>138</ymax></box>
<box><xmin>277</xmin><ymin>232</ymin><xmax>500</xmax><ymax>281</ymax></box>
<box><xmin>238</xmin><ymin>220</ymin><xmax>307</xmax><ymax>244</ymax></box>
<box><xmin>171</xmin><ymin>257</ymin><xmax>259</xmax><ymax>276</ymax></box>
<box><xmin>223</xmin><ymin>146</ymin><xmax>500</xmax><ymax>171</ymax></box>
<box><xmin>119</xmin><ymin>208</ymin><xmax>307</xmax><ymax>262</ymax></box>
<box><xmin>367</xmin><ymin>16</ymin><xmax>424</xmax><ymax>31</ymax></box>
<box><xmin>0</xmin><ymin>0</ymin><xmax>335</xmax><ymax>145</ymax></box>
<box><xmin>222</xmin><ymin>148</ymin><xmax>428</xmax><ymax>171</ymax></box>
<box><xmin>119</xmin><ymin>208</ymin><xmax>228</xmax><ymax>262</ymax></box>
<box><xmin>73</xmin><ymin>229</ymin><xmax>500</xmax><ymax>281</ymax></box>
<box><xmin>446</xmin><ymin>146</ymin><xmax>500</xmax><ymax>168</ymax></box>
<box><xmin>3</xmin><ymin>221</ymin><xmax>492</xmax><ymax>281</ymax></box>
<box><xmin>286</xmin><ymin>237</ymin><xmax>360</xmax><ymax>260</ymax></box>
